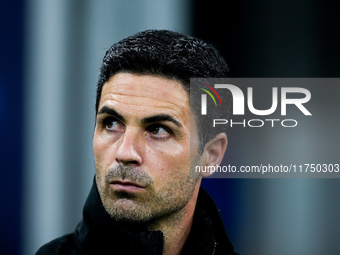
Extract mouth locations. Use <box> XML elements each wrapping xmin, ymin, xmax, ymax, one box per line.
<box><xmin>109</xmin><ymin>180</ymin><xmax>146</xmax><ymax>193</ymax></box>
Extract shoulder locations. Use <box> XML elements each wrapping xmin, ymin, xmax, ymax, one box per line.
<box><xmin>35</xmin><ymin>233</ymin><xmax>76</xmax><ymax>255</ymax></box>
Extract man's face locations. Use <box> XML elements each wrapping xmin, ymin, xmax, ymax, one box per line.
<box><xmin>93</xmin><ymin>72</ymin><xmax>201</xmax><ymax>223</ymax></box>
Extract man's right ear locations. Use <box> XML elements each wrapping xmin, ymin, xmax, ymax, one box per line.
<box><xmin>199</xmin><ymin>133</ymin><xmax>228</xmax><ymax>178</ymax></box>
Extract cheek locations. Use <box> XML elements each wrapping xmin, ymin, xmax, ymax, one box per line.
<box><xmin>145</xmin><ymin>143</ymin><xmax>191</xmax><ymax>184</ymax></box>
<box><xmin>93</xmin><ymin>133</ymin><xmax>116</xmax><ymax>171</ymax></box>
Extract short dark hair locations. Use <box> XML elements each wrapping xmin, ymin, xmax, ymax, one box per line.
<box><xmin>96</xmin><ymin>29</ymin><xmax>230</xmax><ymax>153</ymax></box>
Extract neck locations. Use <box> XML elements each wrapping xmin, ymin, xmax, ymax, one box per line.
<box><xmin>147</xmin><ymin>182</ymin><xmax>201</xmax><ymax>255</ymax></box>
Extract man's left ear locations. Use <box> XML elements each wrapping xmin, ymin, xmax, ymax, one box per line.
<box><xmin>200</xmin><ymin>133</ymin><xmax>228</xmax><ymax>177</ymax></box>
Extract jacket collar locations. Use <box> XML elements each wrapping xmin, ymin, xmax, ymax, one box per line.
<box><xmin>183</xmin><ymin>185</ymin><xmax>234</xmax><ymax>254</ymax></box>
<box><xmin>74</xmin><ymin>178</ymin><xmax>234</xmax><ymax>255</ymax></box>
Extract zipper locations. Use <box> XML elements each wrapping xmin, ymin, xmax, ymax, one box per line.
<box><xmin>156</xmin><ymin>230</ymin><xmax>165</xmax><ymax>255</ymax></box>
<box><xmin>162</xmin><ymin>232</ymin><xmax>165</xmax><ymax>255</ymax></box>
<box><xmin>211</xmin><ymin>241</ymin><xmax>217</xmax><ymax>255</ymax></box>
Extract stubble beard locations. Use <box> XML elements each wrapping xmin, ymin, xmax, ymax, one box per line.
<box><xmin>96</xmin><ymin>164</ymin><xmax>199</xmax><ymax>224</ymax></box>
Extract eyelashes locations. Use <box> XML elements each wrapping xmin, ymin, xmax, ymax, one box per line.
<box><xmin>103</xmin><ymin>117</ymin><xmax>124</xmax><ymax>132</ymax></box>
<box><xmin>101</xmin><ymin>117</ymin><xmax>173</xmax><ymax>140</ymax></box>
<box><xmin>146</xmin><ymin>124</ymin><xmax>172</xmax><ymax>139</ymax></box>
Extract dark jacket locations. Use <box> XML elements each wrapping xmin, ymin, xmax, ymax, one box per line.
<box><xmin>35</xmin><ymin>179</ymin><xmax>236</xmax><ymax>255</ymax></box>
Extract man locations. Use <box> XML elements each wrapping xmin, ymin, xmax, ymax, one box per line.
<box><xmin>36</xmin><ymin>29</ymin><xmax>237</xmax><ymax>255</ymax></box>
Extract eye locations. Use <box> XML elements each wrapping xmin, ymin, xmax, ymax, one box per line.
<box><xmin>103</xmin><ymin>117</ymin><xmax>124</xmax><ymax>132</ymax></box>
<box><xmin>147</xmin><ymin>124</ymin><xmax>172</xmax><ymax>139</ymax></box>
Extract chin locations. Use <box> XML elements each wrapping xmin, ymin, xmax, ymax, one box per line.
<box><xmin>104</xmin><ymin>199</ymin><xmax>153</xmax><ymax>222</ymax></box>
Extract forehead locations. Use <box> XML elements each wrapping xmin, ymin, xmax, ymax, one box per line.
<box><xmin>99</xmin><ymin>73</ymin><xmax>189</xmax><ymax>117</ymax></box>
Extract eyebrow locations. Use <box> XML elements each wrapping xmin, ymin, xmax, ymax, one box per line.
<box><xmin>142</xmin><ymin>115</ymin><xmax>182</xmax><ymax>127</ymax></box>
<box><xmin>97</xmin><ymin>106</ymin><xmax>125</xmax><ymax>122</ymax></box>
<box><xmin>97</xmin><ymin>106</ymin><xmax>182</xmax><ymax>127</ymax></box>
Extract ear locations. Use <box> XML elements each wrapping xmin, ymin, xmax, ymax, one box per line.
<box><xmin>200</xmin><ymin>133</ymin><xmax>228</xmax><ymax>177</ymax></box>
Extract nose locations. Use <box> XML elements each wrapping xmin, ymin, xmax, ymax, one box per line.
<box><xmin>115</xmin><ymin>128</ymin><xmax>143</xmax><ymax>166</ymax></box>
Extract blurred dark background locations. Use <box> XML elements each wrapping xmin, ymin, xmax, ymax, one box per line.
<box><xmin>1</xmin><ymin>0</ymin><xmax>339</xmax><ymax>254</ymax></box>
<box><xmin>194</xmin><ymin>0</ymin><xmax>340</xmax><ymax>77</ymax></box>
<box><xmin>0</xmin><ymin>1</ymin><xmax>24</xmax><ymax>255</ymax></box>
